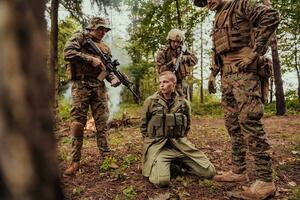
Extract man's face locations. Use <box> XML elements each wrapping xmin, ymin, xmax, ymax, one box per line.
<box><xmin>207</xmin><ymin>0</ymin><xmax>223</xmax><ymax>11</ymax></box>
<box><xmin>170</xmin><ymin>39</ymin><xmax>182</xmax><ymax>50</ymax></box>
<box><xmin>91</xmin><ymin>26</ymin><xmax>107</xmax><ymax>41</ymax></box>
<box><xmin>159</xmin><ymin>75</ymin><xmax>175</xmax><ymax>95</ymax></box>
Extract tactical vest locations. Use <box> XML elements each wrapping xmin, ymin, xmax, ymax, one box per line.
<box><xmin>161</xmin><ymin>47</ymin><xmax>190</xmax><ymax>79</ymax></box>
<box><xmin>146</xmin><ymin>102</ymin><xmax>188</xmax><ymax>138</ymax></box>
<box><xmin>212</xmin><ymin>0</ymin><xmax>252</xmax><ymax>55</ymax></box>
<box><xmin>67</xmin><ymin>33</ymin><xmax>110</xmax><ymax>81</ymax></box>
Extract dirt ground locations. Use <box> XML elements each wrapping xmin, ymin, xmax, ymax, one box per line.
<box><xmin>57</xmin><ymin>115</ymin><xmax>300</xmax><ymax>200</ymax></box>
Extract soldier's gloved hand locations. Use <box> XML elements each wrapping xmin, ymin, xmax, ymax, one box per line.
<box><xmin>110</xmin><ymin>77</ymin><xmax>121</xmax><ymax>87</ymax></box>
<box><xmin>208</xmin><ymin>73</ymin><xmax>216</xmax><ymax>94</ymax></box>
<box><xmin>172</xmin><ymin>57</ymin><xmax>177</xmax><ymax>65</ymax></box>
<box><xmin>237</xmin><ymin>51</ymin><xmax>258</xmax><ymax>72</ymax></box>
<box><xmin>90</xmin><ymin>57</ymin><xmax>105</xmax><ymax>70</ymax></box>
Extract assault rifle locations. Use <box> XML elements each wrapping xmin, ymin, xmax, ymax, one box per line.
<box><xmin>173</xmin><ymin>43</ymin><xmax>187</xmax><ymax>73</ymax></box>
<box><xmin>84</xmin><ymin>38</ymin><xmax>139</xmax><ymax>101</ymax></box>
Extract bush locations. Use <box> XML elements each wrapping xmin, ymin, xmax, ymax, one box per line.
<box><xmin>58</xmin><ymin>96</ymin><xmax>71</xmax><ymax>120</ymax></box>
<box><xmin>265</xmin><ymin>99</ymin><xmax>300</xmax><ymax>115</ymax></box>
<box><xmin>191</xmin><ymin>102</ymin><xmax>223</xmax><ymax>116</ymax></box>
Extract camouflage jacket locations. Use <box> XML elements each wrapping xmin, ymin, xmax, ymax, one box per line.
<box><xmin>63</xmin><ymin>31</ymin><xmax>115</xmax><ymax>83</ymax></box>
<box><xmin>140</xmin><ymin>92</ymin><xmax>212</xmax><ymax>177</ymax></box>
<box><xmin>156</xmin><ymin>46</ymin><xmax>198</xmax><ymax>80</ymax></box>
<box><xmin>210</xmin><ymin>0</ymin><xmax>280</xmax><ymax>75</ymax></box>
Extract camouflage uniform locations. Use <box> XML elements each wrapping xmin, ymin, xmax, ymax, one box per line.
<box><xmin>156</xmin><ymin>31</ymin><xmax>198</xmax><ymax>96</ymax></box>
<box><xmin>64</xmin><ymin>18</ymin><xmax>117</xmax><ymax>162</ymax></box>
<box><xmin>207</xmin><ymin>0</ymin><xmax>279</xmax><ymax>182</ymax></box>
<box><xmin>140</xmin><ymin>92</ymin><xmax>215</xmax><ymax>186</ymax></box>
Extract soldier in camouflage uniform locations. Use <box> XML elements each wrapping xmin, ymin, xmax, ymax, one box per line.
<box><xmin>140</xmin><ymin>71</ymin><xmax>215</xmax><ymax>187</ymax></box>
<box><xmin>194</xmin><ymin>0</ymin><xmax>279</xmax><ymax>199</ymax></box>
<box><xmin>63</xmin><ymin>17</ymin><xmax>120</xmax><ymax>176</ymax></box>
<box><xmin>156</xmin><ymin>29</ymin><xmax>198</xmax><ymax>97</ymax></box>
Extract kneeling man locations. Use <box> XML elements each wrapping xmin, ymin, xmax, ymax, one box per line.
<box><xmin>140</xmin><ymin>71</ymin><xmax>215</xmax><ymax>187</ymax></box>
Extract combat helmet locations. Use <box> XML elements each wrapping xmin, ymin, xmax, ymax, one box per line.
<box><xmin>167</xmin><ymin>29</ymin><xmax>185</xmax><ymax>42</ymax></box>
<box><xmin>86</xmin><ymin>17</ymin><xmax>111</xmax><ymax>32</ymax></box>
<box><xmin>193</xmin><ymin>0</ymin><xmax>207</xmax><ymax>7</ymax></box>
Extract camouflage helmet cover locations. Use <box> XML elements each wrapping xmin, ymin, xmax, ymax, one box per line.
<box><xmin>193</xmin><ymin>0</ymin><xmax>208</xmax><ymax>7</ymax></box>
<box><xmin>167</xmin><ymin>29</ymin><xmax>185</xmax><ymax>42</ymax></box>
<box><xmin>86</xmin><ymin>17</ymin><xmax>111</xmax><ymax>32</ymax></box>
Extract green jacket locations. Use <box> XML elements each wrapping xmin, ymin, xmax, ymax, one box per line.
<box><xmin>140</xmin><ymin>92</ymin><xmax>211</xmax><ymax>177</ymax></box>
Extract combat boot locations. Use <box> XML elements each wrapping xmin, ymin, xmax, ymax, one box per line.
<box><xmin>63</xmin><ymin>162</ymin><xmax>80</xmax><ymax>176</ymax></box>
<box><xmin>213</xmin><ymin>171</ymin><xmax>249</xmax><ymax>182</ymax></box>
<box><xmin>241</xmin><ymin>180</ymin><xmax>276</xmax><ymax>200</ymax></box>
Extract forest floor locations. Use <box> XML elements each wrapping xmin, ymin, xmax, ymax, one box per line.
<box><xmin>57</xmin><ymin>114</ymin><xmax>300</xmax><ymax>200</ymax></box>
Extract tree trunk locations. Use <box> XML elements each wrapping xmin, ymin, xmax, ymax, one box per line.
<box><xmin>175</xmin><ymin>0</ymin><xmax>181</xmax><ymax>29</ymax></box>
<box><xmin>0</xmin><ymin>0</ymin><xmax>64</xmax><ymax>199</ymax></box>
<box><xmin>200</xmin><ymin>22</ymin><xmax>204</xmax><ymax>104</ymax></box>
<box><xmin>50</xmin><ymin>0</ymin><xmax>59</xmax><ymax>120</ymax></box>
<box><xmin>295</xmin><ymin>36</ymin><xmax>300</xmax><ymax>99</ymax></box>
<box><xmin>264</xmin><ymin>0</ymin><xmax>286</xmax><ymax>115</ymax></box>
<box><xmin>271</xmin><ymin>36</ymin><xmax>286</xmax><ymax>115</ymax></box>
<box><xmin>270</xmin><ymin>73</ymin><xmax>274</xmax><ymax>103</ymax></box>
<box><xmin>296</xmin><ymin>65</ymin><xmax>300</xmax><ymax>99</ymax></box>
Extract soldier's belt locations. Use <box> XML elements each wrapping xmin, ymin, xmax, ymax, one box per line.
<box><xmin>146</xmin><ymin>113</ymin><xmax>187</xmax><ymax>138</ymax></box>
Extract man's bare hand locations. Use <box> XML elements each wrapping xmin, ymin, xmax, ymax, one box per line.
<box><xmin>110</xmin><ymin>77</ymin><xmax>121</xmax><ymax>87</ymax></box>
<box><xmin>91</xmin><ymin>57</ymin><xmax>105</xmax><ymax>70</ymax></box>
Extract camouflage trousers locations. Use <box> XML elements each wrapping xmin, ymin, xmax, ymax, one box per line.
<box><xmin>70</xmin><ymin>80</ymin><xmax>109</xmax><ymax>162</ymax></box>
<box><xmin>221</xmin><ymin>72</ymin><xmax>273</xmax><ymax>182</ymax></box>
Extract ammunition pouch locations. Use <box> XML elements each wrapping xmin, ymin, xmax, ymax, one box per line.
<box><xmin>146</xmin><ymin>113</ymin><xmax>188</xmax><ymax>138</ymax></box>
<box><xmin>67</xmin><ymin>62</ymin><xmax>102</xmax><ymax>81</ymax></box>
<box><xmin>213</xmin><ymin>27</ymin><xmax>251</xmax><ymax>55</ymax></box>
<box><xmin>178</xmin><ymin>63</ymin><xmax>190</xmax><ymax>78</ymax></box>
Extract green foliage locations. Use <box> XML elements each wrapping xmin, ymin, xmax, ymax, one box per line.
<box><xmin>72</xmin><ymin>185</ymin><xmax>85</xmax><ymax>195</ymax></box>
<box><xmin>58</xmin><ymin>96</ymin><xmax>71</xmax><ymax>120</ymax></box>
<box><xmin>100</xmin><ymin>156</ymin><xmax>118</xmax><ymax>171</ymax></box>
<box><xmin>121</xmin><ymin>63</ymin><xmax>157</xmax><ymax>102</ymax></box>
<box><xmin>124</xmin><ymin>0</ymin><xmax>208</xmax><ymax>103</ymax></box>
<box><xmin>122</xmin><ymin>154</ymin><xmax>138</xmax><ymax>169</ymax></box>
<box><xmin>272</xmin><ymin>0</ymin><xmax>300</xmax><ymax>93</ymax></box>
<box><xmin>191</xmin><ymin>101</ymin><xmax>223</xmax><ymax>116</ymax></box>
<box><xmin>265</xmin><ymin>99</ymin><xmax>300</xmax><ymax>115</ymax></box>
<box><xmin>122</xmin><ymin>185</ymin><xmax>136</xmax><ymax>200</ymax></box>
<box><xmin>58</xmin><ymin>146</ymin><xmax>70</xmax><ymax>161</ymax></box>
<box><xmin>286</xmin><ymin>99</ymin><xmax>300</xmax><ymax>113</ymax></box>
<box><xmin>199</xmin><ymin>179</ymin><xmax>222</xmax><ymax>194</ymax></box>
<box><xmin>109</xmin><ymin>131</ymin><xmax>125</xmax><ymax>147</ymax></box>
<box><xmin>289</xmin><ymin>187</ymin><xmax>300</xmax><ymax>200</ymax></box>
<box><xmin>112</xmin><ymin>103</ymin><xmax>142</xmax><ymax>118</ymax></box>
<box><xmin>126</xmin><ymin>0</ymin><xmax>207</xmax><ymax>58</ymax></box>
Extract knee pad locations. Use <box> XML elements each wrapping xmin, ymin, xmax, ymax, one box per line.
<box><xmin>71</xmin><ymin>121</ymin><xmax>84</xmax><ymax>137</ymax></box>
